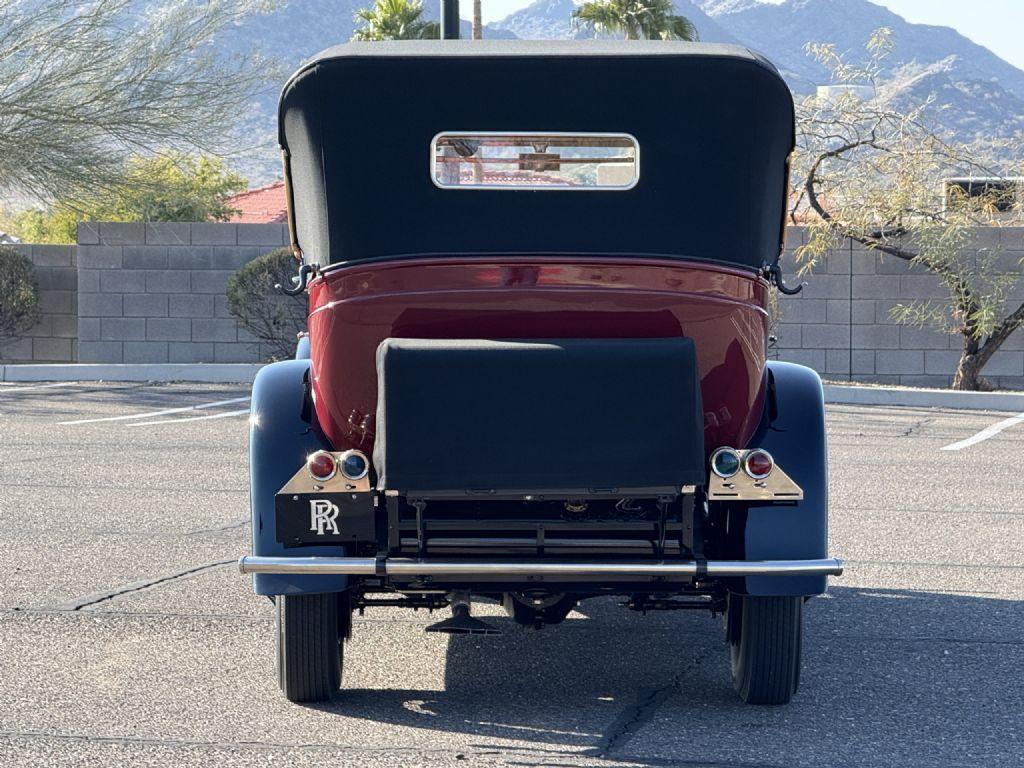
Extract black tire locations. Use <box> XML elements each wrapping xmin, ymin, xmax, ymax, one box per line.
<box><xmin>277</xmin><ymin>593</ymin><xmax>342</xmax><ymax>703</ymax></box>
<box><xmin>728</xmin><ymin>594</ymin><xmax>803</xmax><ymax>705</ymax></box>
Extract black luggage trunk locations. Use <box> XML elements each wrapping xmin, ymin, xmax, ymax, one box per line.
<box><xmin>373</xmin><ymin>338</ymin><xmax>705</xmax><ymax>496</ymax></box>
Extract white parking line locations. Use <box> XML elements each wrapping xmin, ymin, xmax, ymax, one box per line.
<box><xmin>127</xmin><ymin>408</ymin><xmax>251</xmax><ymax>427</ymax></box>
<box><xmin>940</xmin><ymin>412</ymin><xmax>1024</xmax><ymax>451</ymax></box>
<box><xmin>0</xmin><ymin>382</ymin><xmax>79</xmax><ymax>394</ymax></box>
<box><xmin>59</xmin><ymin>397</ymin><xmax>250</xmax><ymax>426</ymax></box>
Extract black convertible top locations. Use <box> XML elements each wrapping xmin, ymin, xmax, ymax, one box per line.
<box><xmin>279</xmin><ymin>41</ymin><xmax>794</xmax><ymax>271</ymax></box>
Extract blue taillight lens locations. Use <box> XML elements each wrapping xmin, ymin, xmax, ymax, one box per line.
<box><xmin>710</xmin><ymin>448</ymin><xmax>741</xmax><ymax>478</ymax></box>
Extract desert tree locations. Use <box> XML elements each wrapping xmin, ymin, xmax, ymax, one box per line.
<box><xmin>3</xmin><ymin>153</ymin><xmax>247</xmax><ymax>243</ymax></box>
<box><xmin>0</xmin><ymin>0</ymin><xmax>275</xmax><ymax>205</ymax></box>
<box><xmin>791</xmin><ymin>28</ymin><xmax>1024</xmax><ymax>390</ymax></box>
<box><xmin>572</xmin><ymin>0</ymin><xmax>698</xmax><ymax>41</ymax></box>
<box><xmin>352</xmin><ymin>0</ymin><xmax>440</xmax><ymax>40</ymax></box>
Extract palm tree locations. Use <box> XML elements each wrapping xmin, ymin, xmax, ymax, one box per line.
<box><xmin>572</xmin><ymin>0</ymin><xmax>698</xmax><ymax>40</ymax></box>
<box><xmin>352</xmin><ymin>0</ymin><xmax>440</xmax><ymax>40</ymax></box>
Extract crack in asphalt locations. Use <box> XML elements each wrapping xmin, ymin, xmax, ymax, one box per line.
<box><xmin>899</xmin><ymin>416</ymin><xmax>934</xmax><ymax>438</ymax></box>
<box><xmin>182</xmin><ymin>519</ymin><xmax>249</xmax><ymax>536</ymax></box>
<box><xmin>589</xmin><ymin>651</ymin><xmax>710</xmax><ymax>759</ymax></box>
<box><xmin>47</xmin><ymin>560</ymin><xmax>235</xmax><ymax>611</ymax></box>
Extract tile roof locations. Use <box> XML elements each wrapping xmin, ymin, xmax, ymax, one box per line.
<box><xmin>224</xmin><ymin>180</ymin><xmax>288</xmax><ymax>224</ymax></box>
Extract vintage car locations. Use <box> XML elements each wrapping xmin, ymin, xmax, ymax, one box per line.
<box><xmin>239</xmin><ymin>39</ymin><xmax>843</xmax><ymax>705</ymax></box>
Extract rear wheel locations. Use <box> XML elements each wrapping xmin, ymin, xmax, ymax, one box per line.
<box><xmin>727</xmin><ymin>594</ymin><xmax>803</xmax><ymax>705</ymax></box>
<box><xmin>277</xmin><ymin>593</ymin><xmax>342</xmax><ymax>702</ymax></box>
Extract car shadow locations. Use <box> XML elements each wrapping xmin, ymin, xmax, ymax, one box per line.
<box><xmin>307</xmin><ymin>586</ymin><xmax>1024</xmax><ymax>766</ymax></box>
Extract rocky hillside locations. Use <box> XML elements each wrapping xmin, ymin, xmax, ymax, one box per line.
<box><xmin>693</xmin><ymin>0</ymin><xmax>1024</xmax><ymax>99</ymax></box>
<box><xmin>224</xmin><ymin>0</ymin><xmax>1024</xmax><ymax>180</ymax></box>
<box><xmin>494</xmin><ymin>0</ymin><xmax>738</xmax><ymax>41</ymax></box>
<box><xmin>490</xmin><ymin>0</ymin><xmax>1024</xmax><ymax>147</ymax></box>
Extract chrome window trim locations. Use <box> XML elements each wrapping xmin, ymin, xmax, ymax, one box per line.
<box><xmin>429</xmin><ymin>130</ymin><xmax>640</xmax><ymax>191</ymax></box>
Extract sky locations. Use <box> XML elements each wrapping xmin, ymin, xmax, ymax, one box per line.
<box><xmin>473</xmin><ymin>0</ymin><xmax>1024</xmax><ymax>72</ymax></box>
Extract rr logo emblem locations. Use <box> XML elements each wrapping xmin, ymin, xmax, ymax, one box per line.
<box><xmin>309</xmin><ymin>499</ymin><xmax>340</xmax><ymax>535</ymax></box>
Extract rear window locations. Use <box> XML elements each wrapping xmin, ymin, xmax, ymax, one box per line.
<box><xmin>431</xmin><ymin>132</ymin><xmax>639</xmax><ymax>190</ymax></box>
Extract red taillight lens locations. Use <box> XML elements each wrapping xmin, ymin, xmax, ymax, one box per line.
<box><xmin>744</xmin><ymin>449</ymin><xmax>774</xmax><ymax>479</ymax></box>
<box><xmin>307</xmin><ymin>451</ymin><xmax>337</xmax><ymax>481</ymax></box>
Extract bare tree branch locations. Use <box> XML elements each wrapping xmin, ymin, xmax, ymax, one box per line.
<box><xmin>791</xmin><ymin>28</ymin><xmax>1024</xmax><ymax>390</ymax></box>
<box><xmin>0</xmin><ymin>0</ymin><xmax>278</xmax><ymax>204</ymax></box>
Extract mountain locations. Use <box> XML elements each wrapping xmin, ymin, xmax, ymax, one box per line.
<box><xmin>489</xmin><ymin>0</ymin><xmax>1024</xmax><ymax>148</ymax></box>
<box><xmin>224</xmin><ymin>0</ymin><xmax>513</xmax><ymax>64</ymax></box>
<box><xmin>221</xmin><ymin>0</ymin><xmax>1024</xmax><ymax>182</ymax></box>
<box><xmin>693</xmin><ymin>0</ymin><xmax>1024</xmax><ymax>146</ymax></box>
<box><xmin>217</xmin><ymin>0</ymin><xmax>515</xmax><ymax>181</ymax></box>
<box><xmin>492</xmin><ymin>0</ymin><xmax>739</xmax><ymax>42</ymax></box>
<box><xmin>880</xmin><ymin>57</ymin><xmax>1024</xmax><ymax>145</ymax></box>
<box><xmin>492</xmin><ymin>0</ymin><xmax>578</xmax><ymax>39</ymax></box>
<box><xmin>694</xmin><ymin>0</ymin><xmax>1024</xmax><ymax>101</ymax></box>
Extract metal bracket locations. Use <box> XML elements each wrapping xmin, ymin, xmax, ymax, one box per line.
<box><xmin>707</xmin><ymin>453</ymin><xmax>803</xmax><ymax>502</ymax></box>
<box><xmin>766</xmin><ymin>262</ymin><xmax>804</xmax><ymax>295</ymax></box>
<box><xmin>277</xmin><ymin>263</ymin><xmax>317</xmax><ymax>296</ymax></box>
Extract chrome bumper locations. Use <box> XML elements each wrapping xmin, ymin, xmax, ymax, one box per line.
<box><xmin>238</xmin><ymin>556</ymin><xmax>844</xmax><ymax>578</ymax></box>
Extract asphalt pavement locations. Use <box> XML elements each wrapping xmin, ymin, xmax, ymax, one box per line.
<box><xmin>0</xmin><ymin>381</ymin><xmax>1021</xmax><ymax>768</ymax></box>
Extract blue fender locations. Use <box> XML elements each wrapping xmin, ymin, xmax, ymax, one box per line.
<box><xmin>732</xmin><ymin>361</ymin><xmax>829</xmax><ymax>597</ymax></box>
<box><xmin>249</xmin><ymin>359</ymin><xmax>349</xmax><ymax>596</ymax></box>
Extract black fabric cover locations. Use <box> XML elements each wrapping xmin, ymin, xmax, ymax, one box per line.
<box><xmin>279</xmin><ymin>40</ymin><xmax>794</xmax><ymax>271</ymax></box>
<box><xmin>373</xmin><ymin>338</ymin><xmax>705</xmax><ymax>494</ymax></box>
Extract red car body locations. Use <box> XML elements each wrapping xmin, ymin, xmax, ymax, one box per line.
<box><xmin>308</xmin><ymin>256</ymin><xmax>769</xmax><ymax>456</ymax></box>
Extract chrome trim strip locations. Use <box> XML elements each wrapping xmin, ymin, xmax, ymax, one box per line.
<box><xmin>239</xmin><ymin>556</ymin><xmax>843</xmax><ymax>578</ymax></box>
<box><xmin>240</xmin><ymin>556</ymin><xmax>379</xmax><ymax>575</ymax></box>
<box><xmin>429</xmin><ymin>130</ymin><xmax>640</xmax><ymax>192</ymax></box>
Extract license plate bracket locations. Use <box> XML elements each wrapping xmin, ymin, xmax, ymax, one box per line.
<box><xmin>275</xmin><ymin>492</ymin><xmax>376</xmax><ymax>548</ymax></box>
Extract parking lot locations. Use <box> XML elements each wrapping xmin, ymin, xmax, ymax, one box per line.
<box><xmin>0</xmin><ymin>381</ymin><xmax>1021</xmax><ymax>768</ymax></box>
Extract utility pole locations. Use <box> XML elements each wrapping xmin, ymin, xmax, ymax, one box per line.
<box><xmin>441</xmin><ymin>0</ymin><xmax>460</xmax><ymax>39</ymax></box>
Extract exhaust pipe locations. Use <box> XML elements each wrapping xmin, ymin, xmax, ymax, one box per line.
<box><xmin>239</xmin><ymin>556</ymin><xmax>843</xmax><ymax>578</ymax></box>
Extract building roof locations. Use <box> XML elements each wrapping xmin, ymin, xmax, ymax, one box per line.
<box><xmin>224</xmin><ymin>181</ymin><xmax>288</xmax><ymax>224</ymax></box>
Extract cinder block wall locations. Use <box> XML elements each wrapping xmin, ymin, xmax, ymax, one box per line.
<box><xmin>0</xmin><ymin>244</ymin><xmax>77</xmax><ymax>363</ymax></box>
<box><xmin>4</xmin><ymin>222</ymin><xmax>1022</xmax><ymax>387</ymax></box>
<box><xmin>775</xmin><ymin>227</ymin><xmax>1024</xmax><ymax>389</ymax></box>
<box><xmin>76</xmin><ymin>221</ymin><xmax>288</xmax><ymax>364</ymax></box>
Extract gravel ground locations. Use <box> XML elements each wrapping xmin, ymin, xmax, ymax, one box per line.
<box><xmin>0</xmin><ymin>382</ymin><xmax>1021</xmax><ymax>768</ymax></box>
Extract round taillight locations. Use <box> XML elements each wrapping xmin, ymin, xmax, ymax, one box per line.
<box><xmin>710</xmin><ymin>447</ymin><xmax>741</xmax><ymax>478</ymax></box>
<box><xmin>307</xmin><ymin>451</ymin><xmax>337</xmax><ymax>481</ymax></box>
<box><xmin>339</xmin><ymin>451</ymin><xmax>369</xmax><ymax>481</ymax></box>
<box><xmin>744</xmin><ymin>449</ymin><xmax>774</xmax><ymax>480</ymax></box>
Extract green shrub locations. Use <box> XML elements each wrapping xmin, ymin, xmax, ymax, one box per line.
<box><xmin>0</xmin><ymin>246</ymin><xmax>41</xmax><ymax>351</ymax></box>
<box><xmin>225</xmin><ymin>248</ymin><xmax>307</xmax><ymax>361</ymax></box>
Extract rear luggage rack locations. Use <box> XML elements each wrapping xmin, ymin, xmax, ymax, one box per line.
<box><xmin>386</xmin><ymin>494</ymin><xmax>696</xmax><ymax>559</ymax></box>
